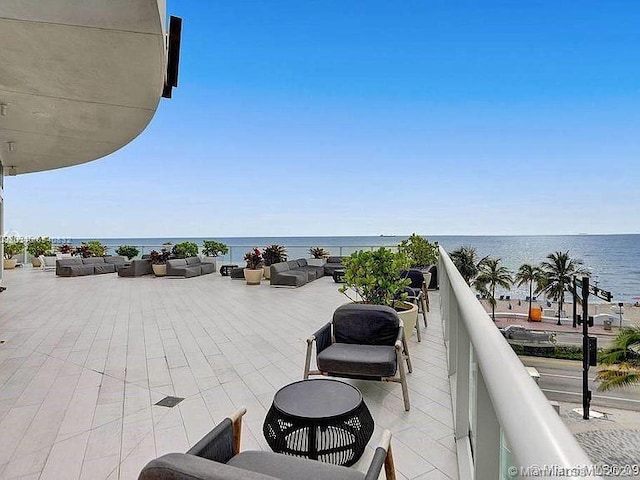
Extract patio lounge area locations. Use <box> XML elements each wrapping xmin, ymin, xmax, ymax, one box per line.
<box><xmin>0</xmin><ymin>267</ymin><xmax>456</xmax><ymax>479</ymax></box>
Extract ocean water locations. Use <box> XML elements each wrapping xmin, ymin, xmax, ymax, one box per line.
<box><xmin>69</xmin><ymin>235</ymin><xmax>640</xmax><ymax>303</ymax></box>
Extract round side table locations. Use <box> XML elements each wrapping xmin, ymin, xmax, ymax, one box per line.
<box><xmin>263</xmin><ymin>379</ymin><xmax>374</xmax><ymax>466</ymax></box>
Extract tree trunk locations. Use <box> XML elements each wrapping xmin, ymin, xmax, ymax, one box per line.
<box><xmin>491</xmin><ymin>285</ymin><xmax>496</xmax><ymax>321</ymax></box>
<box><xmin>557</xmin><ymin>295</ymin><xmax>563</xmax><ymax>326</ymax></box>
<box><xmin>528</xmin><ymin>281</ymin><xmax>532</xmax><ymax>321</ymax></box>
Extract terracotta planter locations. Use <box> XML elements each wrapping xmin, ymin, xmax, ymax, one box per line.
<box><xmin>3</xmin><ymin>258</ymin><xmax>18</xmax><ymax>269</ymax></box>
<box><xmin>244</xmin><ymin>268</ymin><xmax>263</xmax><ymax>285</ymax></box>
<box><xmin>152</xmin><ymin>264</ymin><xmax>167</xmax><ymax>276</ymax></box>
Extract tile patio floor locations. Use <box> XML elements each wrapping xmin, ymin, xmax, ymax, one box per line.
<box><xmin>0</xmin><ymin>267</ymin><xmax>457</xmax><ymax>480</ymax></box>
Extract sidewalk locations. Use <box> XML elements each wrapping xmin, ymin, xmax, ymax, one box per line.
<box><xmin>558</xmin><ymin>402</ymin><xmax>640</xmax><ymax>479</ymax></box>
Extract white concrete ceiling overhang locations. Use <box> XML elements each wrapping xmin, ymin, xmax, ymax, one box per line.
<box><xmin>0</xmin><ymin>0</ymin><xmax>168</xmax><ymax>175</ymax></box>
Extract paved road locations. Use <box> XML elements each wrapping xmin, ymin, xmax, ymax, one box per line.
<box><xmin>555</xmin><ymin>332</ymin><xmax>613</xmax><ymax>347</ymax></box>
<box><xmin>520</xmin><ymin>356</ymin><xmax>640</xmax><ymax>411</ymax></box>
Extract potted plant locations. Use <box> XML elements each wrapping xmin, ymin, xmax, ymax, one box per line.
<box><xmin>57</xmin><ymin>244</ymin><xmax>74</xmax><ymax>255</ymax></box>
<box><xmin>115</xmin><ymin>245</ymin><xmax>140</xmax><ymax>260</ymax></box>
<box><xmin>339</xmin><ymin>247</ymin><xmax>419</xmax><ymax>336</ymax></box>
<box><xmin>262</xmin><ymin>244</ymin><xmax>287</xmax><ymax>280</ymax></box>
<box><xmin>243</xmin><ymin>248</ymin><xmax>264</xmax><ymax>285</ymax></box>
<box><xmin>201</xmin><ymin>240</ymin><xmax>229</xmax><ymax>267</ymax></box>
<box><xmin>397</xmin><ymin>234</ymin><xmax>439</xmax><ymax>268</ymax></box>
<box><xmin>3</xmin><ymin>237</ymin><xmax>25</xmax><ymax>269</ymax></box>
<box><xmin>26</xmin><ymin>236</ymin><xmax>53</xmax><ymax>266</ymax></box>
<box><xmin>74</xmin><ymin>240</ymin><xmax>107</xmax><ymax>258</ymax></box>
<box><xmin>172</xmin><ymin>241</ymin><xmax>199</xmax><ymax>259</ymax></box>
<box><xmin>308</xmin><ymin>247</ymin><xmax>330</xmax><ymax>267</ymax></box>
<box><xmin>150</xmin><ymin>249</ymin><xmax>171</xmax><ymax>276</ymax></box>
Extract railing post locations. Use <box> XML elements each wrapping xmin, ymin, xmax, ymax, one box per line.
<box><xmin>455</xmin><ymin>317</ymin><xmax>470</xmax><ymax>442</ymax></box>
<box><xmin>474</xmin><ymin>368</ymin><xmax>501</xmax><ymax>479</ymax></box>
<box><xmin>447</xmin><ymin>282</ymin><xmax>458</xmax><ymax>377</ymax></box>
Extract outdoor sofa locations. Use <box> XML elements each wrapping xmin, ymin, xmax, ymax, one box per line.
<box><xmin>118</xmin><ymin>258</ymin><xmax>152</xmax><ymax>277</ymax></box>
<box><xmin>56</xmin><ymin>256</ymin><xmax>127</xmax><ymax>277</ymax></box>
<box><xmin>166</xmin><ymin>257</ymin><xmax>216</xmax><ymax>278</ymax></box>
<box><xmin>269</xmin><ymin>257</ymin><xmax>344</xmax><ymax>287</ymax></box>
<box><xmin>269</xmin><ymin>259</ymin><xmax>326</xmax><ymax>287</ymax></box>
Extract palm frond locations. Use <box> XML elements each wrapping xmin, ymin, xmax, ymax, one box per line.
<box><xmin>596</xmin><ymin>364</ymin><xmax>640</xmax><ymax>392</ymax></box>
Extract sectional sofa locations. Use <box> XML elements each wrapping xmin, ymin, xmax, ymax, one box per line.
<box><xmin>269</xmin><ymin>257</ymin><xmax>344</xmax><ymax>287</ymax></box>
<box><xmin>166</xmin><ymin>257</ymin><xmax>216</xmax><ymax>278</ymax></box>
<box><xmin>56</xmin><ymin>256</ymin><xmax>127</xmax><ymax>277</ymax></box>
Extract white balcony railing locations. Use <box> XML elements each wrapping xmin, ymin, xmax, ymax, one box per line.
<box><xmin>439</xmin><ymin>246</ymin><xmax>601</xmax><ymax>479</ymax></box>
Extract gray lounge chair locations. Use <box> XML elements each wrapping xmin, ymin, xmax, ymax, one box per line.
<box><xmin>304</xmin><ymin>304</ymin><xmax>412</xmax><ymax>411</ymax></box>
<box><xmin>138</xmin><ymin>407</ymin><xmax>397</xmax><ymax>480</ymax></box>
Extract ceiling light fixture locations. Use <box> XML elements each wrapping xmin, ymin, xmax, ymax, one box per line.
<box><xmin>7</xmin><ymin>142</ymin><xmax>15</xmax><ymax>152</ymax></box>
<box><xmin>0</xmin><ymin>103</ymin><xmax>7</xmax><ymax>116</ymax></box>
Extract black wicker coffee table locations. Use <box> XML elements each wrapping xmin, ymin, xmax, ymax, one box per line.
<box><xmin>263</xmin><ymin>379</ymin><xmax>374</xmax><ymax>466</ymax></box>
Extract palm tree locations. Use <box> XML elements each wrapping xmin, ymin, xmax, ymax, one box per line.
<box><xmin>450</xmin><ymin>246</ymin><xmax>486</xmax><ymax>285</ymax></box>
<box><xmin>596</xmin><ymin>325</ymin><xmax>640</xmax><ymax>391</ymax></box>
<box><xmin>473</xmin><ymin>257</ymin><xmax>512</xmax><ymax>321</ymax></box>
<box><xmin>515</xmin><ymin>264</ymin><xmax>543</xmax><ymax>321</ymax></box>
<box><xmin>538</xmin><ymin>251</ymin><xmax>588</xmax><ymax>326</ymax></box>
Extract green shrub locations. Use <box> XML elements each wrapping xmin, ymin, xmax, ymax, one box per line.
<box><xmin>510</xmin><ymin>343</ymin><xmax>605</xmax><ymax>362</ymax></box>
<box><xmin>397</xmin><ymin>233</ymin><xmax>439</xmax><ymax>267</ymax></box>
<box><xmin>116</xmin><ymin>245</ymin><xmax>140</xmax><ymax>260</ymax></box>
<box><xmin>202</xmin><ymin>240</ymin><xmax>229</xmax><ymax>257</ymax></box>
<box><xmin>26</xmin><ymin>237</ymin><xmax>53</xmax><ymax>257</ymax></box>
<box><xmin>172</xmin><ymin>241</ymin><xmax>199</xmax><ymax>259</ymax></box>
<box><xmin>340</xmin><ymin>248</ymin><xmax>410</xmax><ymax>307</ymax></box>
<box><xmin>3</xmin><ymin>238</ymin><xmax>25</xmax><ymax>259</ymax></box>
<box><xmin>75</xmin><ymin>241</ymin><xmax>106</xmax><ymax>258</ymax></box>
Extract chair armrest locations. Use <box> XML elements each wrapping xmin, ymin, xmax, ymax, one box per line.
<box><xmin>310</xmin><ymin>322</ymin><xmax>332</xmax><ymax>354</ymax></box>
<box><xmin>187</xmin><ymin>407</ymin><xmax>247</xmax><ymax>462</ymax></box>
<box><xmin>395</xmin><ymin>325</ymin><xmax>405</xmax><ymax>347</ymax></box>
<box><xmin>364</xmin><ymin>430</ymin><xmax>396</xmax><ymax>480</ymax></box>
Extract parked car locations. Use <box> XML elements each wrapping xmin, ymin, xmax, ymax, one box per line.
<box><xmin>499</xmin><ymin>325</ymin><xmax>557</xmax><ymax>344</ymax></box>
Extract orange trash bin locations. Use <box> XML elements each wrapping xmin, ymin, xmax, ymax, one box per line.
<box><xmin>530</xmin><ymin>308</ymin><xmax>542</xmax><ymax>321</ymax></box>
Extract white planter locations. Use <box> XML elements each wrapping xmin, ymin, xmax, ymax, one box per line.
<box><xmin>396</xmin><ymin>301</ymin><xmax>419</xmax><ymax>339</ymax></box>
<box><xmin>152</xmin><ymin>264</ymin><xmax>167</xmax><ymax>276</ymax></box>
<box><xmin>308</xmin><ymin>258</ymin><xmax>326</xmax><ymax>267</ymax></box>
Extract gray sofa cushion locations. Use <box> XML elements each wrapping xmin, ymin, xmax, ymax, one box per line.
<box><xmin>270</xmin><ymin>270</ymin><xmax>307</xmax><ymax>287</ymax></box>
<box><xmin>186</xmin><ymin>257</ymin><xmax>201</xmax><ymax>266</ymax></box>
<box><xmin>286</xmin><ymin>260</ymin><xmax>299</xmax><ymax>270</ymax></box>
<box><xmin>183</xmin><ymin>266</ymin><xmax>202</xmax><ymax>278</ymax></box>
<box><xmin>296</xmin><ymin>259</ymin><xmax>308</xmax><ymax>267</ymax></box>
<box><xmin>104</xmin><ymin>256</ymin><xmax>127</xmax><ymax>265</ymax></box>
<box><xmin>139</xmin><ymin>453</ymin><xmax>279</xmax><ymax>480</ymax></box>
<box><xmin>333</xmin><ymin>304</ymin><xmax>399</xmax><ymax>346</ymax></box>
<box><xmin>82</xmin><ymin>257</ymin><xmax>105</xmax><ymax>264</ymax></box>
<box><xmin>94</xmin><ymin>263</ymin><xmax>116</xmax><ymax>274</ymax></box>
<box><xmin>166</xmin><ymin>259</ymin><xmax>188</xmax><ymax>276</ymax></box>
<box><xmin>317</xmin><ymin>343</ymin><xmax>397</xmax><ymax>378</ymax></box>
<box><xmin>326</xmin><ymin>256</ymin><xmax>342</xmax><ymax>264</ymax></box>
<box><xmin>228</xmin><ymin>451</ymin><xmax>364</xmax><ymax>480</ymax></box>
<box><xmin>270</xmin><ymin>262</ymin><xmax>290</xmax><ymax>274</ymax></box>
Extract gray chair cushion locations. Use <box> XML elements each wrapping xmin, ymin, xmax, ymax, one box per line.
<box><xmin>228</xmin><ymin>451</ymin><xmax>365</xmax><ymax>480</ymax></box>
<box><xmin>139</xmin><ymin>453</ymin><xmax>279</xmax><ymax>480</ymax></box>
<box><xmin>333</xmin><ymin>304</ymin><xmax>399</xmax><ymax>346</ymax></box>
<box><xmin>286</xmin><ymin>260</ymin><xmax>299</xmax><ymax>270</ymax></box>
<box><xmin>317</xmin><ymin>343</ymin><xmax>397</xmax><ymax>377</ymax></box>
<box><xmin>326</xmin><ymin>256</ymin><xmax>342</xmax><ymax>264</ymax></box>
<box><xmin>166</xmin><ymin>259</ymin><xmax>188</xmax><ymax>276</ymax></box>
<box><xmin>57</xmin><ymin>258</ymin><xmax>82</xmax><ymax>267</ymax></box>
<box><xmin>82</xmin><ymin>257</ymin><xmax>105</xmax><ymax>264</ymax></box>
<box><xmin>296</xmin><ymin>258</ymin><xmax>308</xmax><ymax>267</ymax></box>
<box><xmin>183</xmin><ymin>266</ymin><xmax>202</xmax><ymax>278</ymax></box>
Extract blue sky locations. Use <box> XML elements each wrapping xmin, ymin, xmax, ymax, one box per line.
<box><xmin>5</xmin><ymin>1</ymin><xmax>640</xmax><ymax>238</ymax></box>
